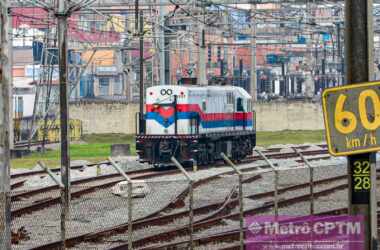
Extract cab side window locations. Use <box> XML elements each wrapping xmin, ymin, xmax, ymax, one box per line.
<box><xmin>237</xmin><ymin>98</ymin><xmax>244</xmax><ymax>112</ymax></box>
<box><xmin>202</xmin><ymin>100</ymin><xmax>207</xmax><ymax>111</ymax></box>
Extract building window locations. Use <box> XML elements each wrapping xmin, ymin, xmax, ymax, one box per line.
<box><xmin>113</xmin><ymin>75</ymin><xmax>123</xmax><ymax>95</ymax></box>
<box><xmin>15</xmin><ymin>96</ymin><xmax>23</xmax><ymax>118</ymax></box>
<box><xmin>99</xmin><ymin>77</ymin><xmax>110</xmax><ymax>96</ymax></box>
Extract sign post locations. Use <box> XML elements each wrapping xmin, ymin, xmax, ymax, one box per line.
<box><xmin>345</xmin><ymin>0</ymin><xmax>377</xmax><ymax>249</ymax></box>
<box><xmin>322</xmin><ymin>1</ymin><xmax>377</xmax><ymax>249</ymax></box>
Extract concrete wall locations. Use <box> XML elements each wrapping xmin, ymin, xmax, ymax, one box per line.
<box><xmin>69</xmin><ymin>100</ymin><xmax>324</xmax><ymax>135</ymax></box>
<box><xmin>255</xmin><ymin>101</ymin><xmax>324</xmax><ymax>131</ymax></box>
<box><xmin>70</xmin><ymin>101</ymin><xmax>139</xmax><ymax>134</ymax></box>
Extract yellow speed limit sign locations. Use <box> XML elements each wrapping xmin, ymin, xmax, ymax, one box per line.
<box><xmin>322</xmin><ymin>81</ymin><xmax>380</xmax><ymax>156</ymax></box>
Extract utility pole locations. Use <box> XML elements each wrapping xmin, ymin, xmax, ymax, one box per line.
<box><xmin>197</xmin><ymin>3</ymin><xmax>207</xmax><ymax>86</ymax></box>
<box><xmin>322</xmin><ymin>40</ymin><xmax>327</xmax><ymax>89</ymax></box>
<box><xmin>135</xmin><ymin>0</ymin><xmax>139</xmax><ymax>33</ymax></box>
<box><xmin>304</xmin><ymin>2</ymin><xmax>315</xmax><ymax>98</ymax></box>
<box><xmin>159</xmin><ymin>1</ymin><xmax>166</xmax><ymax>85</ymax></box>
<box><xmin>57</xmin><ymin>0</ymin><xmax>70</xmax><ymax>247</ymax></box>
<box><xmin>336</xmin><ymin>22</ymin><xmax>343</xmax><ymax>85</ymax></box>
<box><xmin>139</xmin><ymin>10</ymin><xmax>145</xmax><ymax>134</ymax></box>
<box><xmin>0</xmin><ymin>0</ymin><xmax>11</xmax><ymax>248</ymax></box>
<box><xmin>250</xmin><ymin>4</ymin><xmax>257</xmax><ymax>102</ymax></box>
<box><xmin>345</xmin><ymin>1</ymin><xmax>377</xmax><ymax>250</ymax></box>
<box><xmin>122</xmin><ymin>15</ymin><xmax>131</xmax><ymax>101</ymax></box>
<box><xmin>197</xmin><ymin>23</ymin><xmax>207</xmax><ymax>85</ymax></box>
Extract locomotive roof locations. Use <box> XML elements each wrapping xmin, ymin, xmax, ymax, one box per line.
<box><xmin>147</xmin><ymin>85</ymin><xmax>252</xmax><ymax>99</ymax></box>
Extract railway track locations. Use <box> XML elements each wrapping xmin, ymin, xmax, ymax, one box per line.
<box><xmin>26</xmin><ymin>169</ymin><xmax>261</xmax><ymax>249</ymax></box>
<box><xmin>11</xmin><ymin>168</ymin><xmax>178</xmax><ymax>218</ymax></box>
<box><xmin>28</xmin><ymin>170</ymin><xmax>349</xmax><ymax>250</ymax></box>
<box><xmin>10</xmin><ymin>160</ymin><xmax>111</xmax><ymax>180</ymax></box>
<box><xmin>11</xmin><ymin>156</ymin><xmax>331</xmax><ymax>220</ymax></box>
<box><xmin>138</xmin><ymin>205</ymin><xmax>380</xmax><ymax>250</ymax></box>
<box><xmin>11</xmin><ymin>145</ymin><xmax>331</xmax><ymax>217</ymax></box>
<box><xmin>10</xmin><ymin>144</ymin><xmax>329</xmax><ymax>181</ymax></box>
<box><xmin>12</xmin><ymin>144</ymin><xmax>335</xmax><ymax>249</ymax></box>
<box><xmin>109</xmin><ymin>179</ymin><xmax>348</xmax><ymax>249</ymax></box>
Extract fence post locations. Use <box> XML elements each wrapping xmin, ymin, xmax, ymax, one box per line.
<box><xmin>171</xmin><ymin>157</ymin><xmax>194</xmax><ymax>250</ymax></box>
<box><xmin>293</xmin><ymin>148</ymin><xmax>314</xmax><ymax>215</ymax></box>
<box><xmin>221</xmin><ymin>153</ymin><xmax>244</xmax><ymax>250</ymax></box>
<box><xmin>109</xmin><ymin>157</ymin><xmax>133</xmax><ymax>250</ymax></box>
<box><xmin>255</xmin><ymin>150</ymin><xmax>278</xmax><ymax>217</ymax></box>
<box><xmin>37</xmin><ymin>162</ymin><xmax>64</xmax><ymax>189</ymax></box>
<box><xmin>37</xmin><ymin>161</ymin><xmax>65</xmax><ymax>247</ymax></box>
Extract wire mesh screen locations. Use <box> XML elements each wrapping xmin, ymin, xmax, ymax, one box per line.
<box><xmin>10</xmin><ymin>162</ymin><xmax>351</xmax><ymax>249</ymax></box>
<box><xmin>277</xmin><ymin>166</ymin><xmax>311</xmax><ymax>216</ymax></box>
<box><xmin>192</xmin><ymin>175</ymin><xmax>240</xmax><ymax>250</ymax></box>
<box><xmin>243</xmin><ymin>170</ymin><xmax>276</xmax><ymax>217</ymax></box>
<box><xmin>69</xmin><ymin>179</ymin><xmax>189</xmax><ymax>250</ymax></box>
<box><xmin>11</xmin><ymin>180</ymin><xmax>62</xmax><ymax>250</ymax></box>
<box><xmin>312</xmin><ymin>164</ymin><xmax>348</xmax><ymax>214</ymax></box>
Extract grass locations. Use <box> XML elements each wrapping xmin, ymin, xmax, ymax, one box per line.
<box><xmin>256</xmin><ymin>130</ymin><xmax>325</xmax><ymax>147</ymax></box>
<box><xmin>11</xmin><ymin>131</ymin><xmax>325</xmax><ymax>169</ymax></box>
<box><xmin>11</xmin><ymin>134</ymin><xmax>136</xmax><ymax>169</ymax></box>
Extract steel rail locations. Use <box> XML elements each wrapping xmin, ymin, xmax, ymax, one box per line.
<box><xmin>31</xmin><ymin>173</ymin><xmax>348</xmax><ymax>250</ymax></box>
<box><xmin>112</xmin><ymin>182</ymin><xmax>349</xmax><ymax>249</ymax></box>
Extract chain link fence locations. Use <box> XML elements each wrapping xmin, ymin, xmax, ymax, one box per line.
<box><xmin>9</xmin><ymin>153</ymin><xmax>350</xmax><ymax>249</ymax></box>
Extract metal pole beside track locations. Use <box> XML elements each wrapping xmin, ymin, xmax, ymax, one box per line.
<box><xmin>139</xmin><ymin>10</ymin><xmax>145</xmax><ymax>134</ymax></box>
<box><xmin>109</xmin><ymin>158</ymin><xmax>133</xmax><ymax>250</ymax></box>
<box><xmin>345</xmin><ymin>1</ymin><xmax>378</xmax><ymax>249</ymax></box>
<box><xmin>57</xmin><ymin>0</ymin><xmax>71</xmax><ymax>247</ymax></box>
<box><xmin>255</xmin><ymin>150</ymin><xmax>278</xmax><ymax>217</ymax></box>
<box><xmin>221</xmin><ymin>153</ymin><xmax>244</xmax><ymax>250</ymax></box>
<box><xmin>0</xmin><ymin>1</ymin><xmax>11</xmax><ymax>247</ymax></box>
<box><xmin>171</xmin><ymin>157</ymin><xmax>194</xmax><ymax>250</ymax></box>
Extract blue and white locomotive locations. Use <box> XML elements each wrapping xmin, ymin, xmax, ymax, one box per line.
<box><xmin>136</xmin><ymin>85</ymin><xmax>256</xmax><ymax>167</ymax></box>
